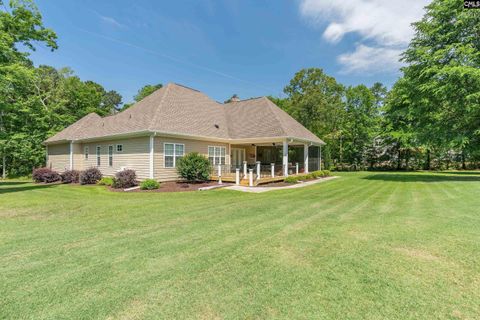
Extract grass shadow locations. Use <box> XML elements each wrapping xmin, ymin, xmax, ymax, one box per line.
<box><xmin>0</xmin><ymin>181</ymin><xmax>31</xmax><ymax>186</ymax></box>
<box><xmin>0</xmin><ymin>183</ymin><xmax>56</xmax><ymax>194</ymax></box>
<box><xmin>363</xmin><ymin>173</ymin><xmax>480</xmax><ymax>183</ymax></box>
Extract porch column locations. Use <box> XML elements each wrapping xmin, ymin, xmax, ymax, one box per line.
<box><xmin>271</xmin><ymin>163</ymin><xmax>275</xmax><ymax>178</ymax></box>
<box><xmin>304</xmin><ymin>143</ymin><xmax>309</xmax><ymax>173</ymax></box>
<box><xmin>235</xmin><ymin>168</ymin><xmax>240</xmax><ymax>185</ymax></box>
<box><xmin>69</xmin><ymin>142</ymin><xmax>73</xmax><ymax>170</ymax></box>
<box><xmin>256</xmin><ymin>161</ymin><xmax>261</xmax><ymax>180</ymax></box>
<box><xmin>149</xmin><ymin>135</ymin><xmax>154</xmax><ymax>179</ymax></box>
<box><xmin>243</xmin><ymin>161</ymin><xmax>247</xmax><ymax>178</ymax></box>
<box><xmin>282</xmin><ymin>140</ymin><xmax>288</xmax><ymax>176</ymax></box>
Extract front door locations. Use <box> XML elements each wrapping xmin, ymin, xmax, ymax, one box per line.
<box><xmin>231</xmin><ymin>148</ymin><xmax>245</xmax><ymax>168</ymax></box>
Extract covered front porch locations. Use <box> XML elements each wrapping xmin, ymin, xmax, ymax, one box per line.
<box><xmin>211</xmin><ymin>139</ymin><xmax>322</xmax><ymax>186</ymax></box>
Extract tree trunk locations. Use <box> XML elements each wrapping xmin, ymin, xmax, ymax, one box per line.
<box><xmin>396</xmin><ymin>149</ymin><xmax>402</xmax><ymax>170</ymax></box>
<box><xmin>2</xmin><ymin>154</ymin><xmax>5</xmax><ymax>179</ymax></box>
<box><xmin>461</xmin><ymin>151</ymin><xmax>466</xmax><ymax>170</ymax></box>
<box><xmin>405</xmin><ymin>149</ymin><xmax>410</xmax><ymax>171</ymax></box>
<box><xmin>425</xmin><ymin>149</ymin><xmax>431</xmax><ymax>170</ymax></box>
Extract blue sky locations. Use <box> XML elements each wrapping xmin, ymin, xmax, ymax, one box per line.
<box><xmin>29</xmin><ymin>0</ymin><xmax>429</xmax><ymax>104</ymax></box>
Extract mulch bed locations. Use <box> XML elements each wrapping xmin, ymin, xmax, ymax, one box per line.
<box><xmin>108</xmin><ymin>181</ymin><xmax>222</xmax><ymax>193</ymax></box>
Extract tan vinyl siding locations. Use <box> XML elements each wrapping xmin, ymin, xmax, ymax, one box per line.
<box><xmin>82</xmin><ymin>137</ymin><xmax>150</xmax><ymax>179</ymax></box>
<box><xmin>154</xmin><ymin>136</ymin><xmax>230</xmax><ymax>181</ymax></box>
<box><xmin>72</xmin><ymin>143</ymin><xmax>83</xmax><ymax>170</ymax></box>
<box><xmin>47</xmin><ymin>143</ymin><xmax>70</xmax><ymax>172</ymax></box>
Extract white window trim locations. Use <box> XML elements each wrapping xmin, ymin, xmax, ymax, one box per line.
<box><xmin>84</xmin><ymin>146</ymin><xmax>89</xmax><ymax>160</ymax></box>
<box><xmin>163</xmin><ymin>143</ymin><xmax>185</xmax><ymax>168</ymax></box>
<box><xmin>116</xmin><ymin>144</ymin><xmax>123</xmax><ymax>152</ymax></box>
<box><xmin>108</xmin><ymin>145</ymin><xmax>113</xmax><ymax>167</ymax></box>
<box><xmin>96</xmin><ymin>145</ymin><xmax>101</xmax><ymax>167</ymax></box>
<box><xmin>208</xmin><ymin>145</ymin><xmax>226</xmax><ymax>165</ymax></box>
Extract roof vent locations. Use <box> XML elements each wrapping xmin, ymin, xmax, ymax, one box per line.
<box><xmin>225</xmin><ymin>94</ymin><xmax>240</xmax><ymax>103</ymax></box>
<box><xmin>214</xmin><ymin>124</ymin><xmax>219</xmax><ymax>129</ymax></box>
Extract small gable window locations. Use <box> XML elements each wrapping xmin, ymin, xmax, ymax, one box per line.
<box><xmin>108</xmin><ymin>145</ymin><xmax>113</xmax><ymax>167</ymax></box>
<box><xmin>84</xmin><ymin>146</ymin><xmax>89</xmax><ymax>160</ymax></box>
<box><xmin>116</xmin><ymin>144</ymin><xmax>123</xmax><ymax>152</ymax></box>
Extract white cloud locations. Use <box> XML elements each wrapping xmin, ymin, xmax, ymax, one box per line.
<box><xmin>338</xmin><ymin>44</ymin><xmax>403</xmax><ymax>74</ymax></box>
<box><xmin>299</xmin><ymin>0</ymin><xmax>430</xmax><ymax>74</ymax></box>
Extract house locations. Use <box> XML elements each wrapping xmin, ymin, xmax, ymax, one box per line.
<box><xmin>45</xmin><ymin>83</ymin><xmax>325</xmax><ymax>183</ymax></box>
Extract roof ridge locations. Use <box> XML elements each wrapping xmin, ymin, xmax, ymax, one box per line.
<box><xmin>147</xmin><ymin>83</ymin><xmax>172</xmax><ymax>131</ymax></box>
<box><xmin>224</xmin><ymin>96</ymin><xmax>264</xmax><ymax>104</ymax></box>
<box><xmin>172</xmin><ymin>82</ymin><xmax>201</xmax><ymax>92</ymax></box>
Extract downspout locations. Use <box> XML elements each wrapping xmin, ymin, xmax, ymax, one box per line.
<box><xmin>69</xmin><ymin>141</ymin><xmax>73</xmax><ymax>170</ymax></box>
<box><xmin>149</xmin><ymin>133</ymin><xmax>156</xmax><ymax>179</ymax></box>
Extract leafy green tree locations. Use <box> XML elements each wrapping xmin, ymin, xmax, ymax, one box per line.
<box><xmin>283</xmin><ymin>68</ymin><xmax>345</xmax><ymax>169</ymax></box>
<box><xmin>122</xmin><ymin>83</ymin><xmax>163</xmax><ymax>110</ymax></box>
<box><xmin>399</xmin><ymin>0</ymin><xmax>480</xmax><ymax>168</ymax></box>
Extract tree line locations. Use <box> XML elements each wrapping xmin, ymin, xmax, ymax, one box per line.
<box><xmin>1</xmin><ymin>0</ymin><xmax>479</xmax><ymax>177</ymax></box>
<box><xmin>274</xmin><ymin>0</ymin><xmax>480</xmax><ymax>171</ymax></box>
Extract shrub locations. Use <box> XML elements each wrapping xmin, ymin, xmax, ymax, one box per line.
<box><xmin>113</xmin><ymin>169</ymin><xmax>137</xmax><ymax>189</ymax></box>
<box><xmin>80</xmin><ymin>167</ymin><xmax>102</xmax><ymax>185</ymax></box>
<box><xmin>284</xmin><ymin>176</ymin><xmax>299</xmax><ymax>184</ymax></box>
<box><xmin>322</xmin><ymin>170</ymin><xmax>331</xmax><ymax>177</ymax></box>
<box><xmin>61</xmin><ymin>170</ymin><xmax>80</xmax><ymax>184</ymax></box>
<box><xmin>176</xmin><ymin>152</ymin><xmax>210</xmax><ymax>182</ymax></box>
<box><xmin>97</xmin><ymin>176</ymin><xmax>114</xmax><ymax>186</ymax></box>
<box><xmin>140</xmin><ymin>179</ymin><xmax>160</xmax><ymax>190</ymax></box>
<box><xmin>32</xmin><ymin>167</ymin><xmax>61</xmax><ymax>183</ymax></box>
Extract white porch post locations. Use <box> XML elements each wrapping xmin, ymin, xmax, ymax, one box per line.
<box><xmin>295</xmin><ymin>162</ymin><xmax>299</xmax><ymax>175</ymax></box>
<box><xmin>217</xmin><ymin>164</ymin><xmax>222</xmax><ymax>184</ymax></box>
<box><xmin>304</xmin><ymin>143</ymin><xmax>309</xmax><ymax>173</ymax></box>
<box><xmin>235</xmin><ymin>168</ymin><xmax>240</xmax><ymax>185</ymax></box>
<box><xmin>271</xmin><ymin>163</ymin><xmax>275</xmax><ymax>178</ymax></box>
<box><xmin>69</xmin><ymin>142</ymin><xmax>73</xmax><ymax>170</ymax></box>
<box><xmin>243</xmin><ymin>161</ymin><xmax>247</xmax><ymax>178</ymax></box>
<box><xmin>256</xmin><ymin>161</ymin><xmax>261</xmax><ymax>180</ymax></box>
<box><xmin>282</xmin><ymin>140</ymin><xmax>289</xmax><ymax>176</ymax></box>
<box><xmin>149</xmin><ymin>135</ymin><xmax>154</xmax><ymax>179</ymax></box>
<box><xmin>319</xmin><ymin>145</ymin><xmax>322</xmax><ymax>170</ymax></box>
<box><xmin>248</xmin><ymin>169</ymin><xmax>253</xmax><ymax>186</ymax></box>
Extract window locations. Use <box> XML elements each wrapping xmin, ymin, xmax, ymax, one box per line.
<box><xmin>108</xmin><ymin>145</ymin><xmax>113</xmax><ymax>167</ymax></box>
<box><xmin>208</xmin><ymin>146</ymin><xmax>226</xmax><ymax>165</ymax></box>
<box><xmin>84</xmin><ymin>146</ymin><xmax>89</xmax><ymax>160</ymax></box>
<box><xmin>116</xmin><ymin>144</ymin><xmax>123</xmax><ymax>152</ymax></box>
<box><xmin>164</xmin><ymin>143</ymin><xmax>184</xmax><ymax>168</ymax></box>
<box><xmin>96</xmin><ymin>146</ymin><xmax>101</xmax><ymax>166</ymax></box>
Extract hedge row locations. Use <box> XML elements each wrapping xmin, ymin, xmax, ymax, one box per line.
<box><xmin>284</xmin><ymin>170</ymin><xmax>331</xmax><ymax>184</ymax></box>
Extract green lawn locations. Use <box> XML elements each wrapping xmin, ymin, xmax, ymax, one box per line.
<box><xmin>1</xmin><ymin>172</ymin><xmax>480</xmax><ymax>319</ymax></box>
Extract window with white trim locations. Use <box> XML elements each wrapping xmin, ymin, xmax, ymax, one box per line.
<box><xmin>164</xmin><ymin>143</ymin><xmax>184</xmax><ymax>168</ymax></box>
<box><xmin>116</xmin><ymin>144</ymin><xmax>123</xmax><ymax>152</ymax></box>
<box><xmin>96</xmin><ymin>146</ymin><xmax>101</xmax><ymax>166</ymax></box>
<box><xmin>84</xmin><ymin>146</ymin><xmax>89</xmax><ymax>160</ymax></box>
<box><xmin>108</xmin><ymin>145</ymin><xmax>113</xmax><ymax>167</ymax></box>
<box><xmin>208</xmin><ymin>146</ymin><xmax>226</xmax><ymax>165</ymax></box>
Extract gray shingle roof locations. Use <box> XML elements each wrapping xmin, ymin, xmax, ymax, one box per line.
<box><xmin>45</xmin><ymin>83</ymin><xmax>324</xmax><ymax>144</ymax></box>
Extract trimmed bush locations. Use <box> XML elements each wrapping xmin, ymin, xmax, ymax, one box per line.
<box><xmin>61</xmin><ymin>170</ymin><xmax>80</xmax><ymax>184</ymax></box>
<box><xmin>284</xmin><ymin>176</ymin><xmax>300</xmax><ymax>184</ymax></box>
<box><xmin>140</xmin><ymin>179</ymin><xmax>160</xmax><ymax>190</ymax></box>
<box><xmin>97</xmin><ymin>177</ymin><xmax>114</xmax><ymax>186</ymax></box>
<box><xmin>176</xmin><ymin>152</ymin><xmax>210</xmax><ymax>182</ymax></box>
<box><xmin>80</xmin><ymin>167</ymin><xmax>102</xmax><ymax>185</ymax></box>
<box><xmin>32</xmin><ymin>167</ymin><xmax>61</xmax><ymax>183</ymax></box>
<box><xmin>113</xmin><ymin>169</ymin><xmax>137</xmax><ymax>189</ymax></box>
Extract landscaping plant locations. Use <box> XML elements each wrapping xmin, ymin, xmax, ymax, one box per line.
<box><xmin>140</xmin><ymin>179</ymin><xmax>160</xmax><ymax>190</ymax></box>
<box><xmin>97</xmin><ymin>177</ymin><xmax>114</xmax><ymax>186</ymax></box>
<box><xmin>176</xmin><ymin>152</ymin><xmax>210</xmax><ymax>182</ymax></box>
<box><xmin>113</xmin><ymin>169</ymin><xmax>137</xmax><ymax>189</ymax></box>
<box><xmin>60</xmin><ymin>170</ymin><xmax>80</xmax><ymax>184</ymax></box>
<box><xmin>79</xmin><ymin>168</ymin><xmax>102</xmax><ymax>185</ymax></box>
<box><xmin>32</xmin><ymin>167</ymin><xmax>61</xmax><ymax>183</ymax></box>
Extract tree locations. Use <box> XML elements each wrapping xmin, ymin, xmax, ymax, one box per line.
<box><xmin>0</xmin><ymin>0</ymin><xmax>57</xmax><ymax>177</ymax></box>
<box><xmin>283</xmin><ymin>68</ymin><xmax>345</xmax><ymax>169</ymax></box>
<box><xmin>399</xmin><ymin>0</ymin><xmax>480</xmax><ymax>167</ymax></box>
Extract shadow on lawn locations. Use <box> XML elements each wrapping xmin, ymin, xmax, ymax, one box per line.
<box><xmin>0</xmin><ymin>181</ymin><xmax>56</xmax><ymax>194</ymax></box>
<box><xmin>363</xmin><ymin>173</ymin><xmax>480</xmax><ymax>183</ymax></box>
